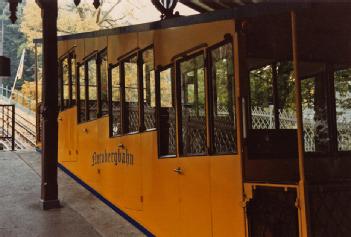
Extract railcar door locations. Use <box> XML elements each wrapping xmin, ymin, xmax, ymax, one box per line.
<box><xmin>176</xmin><ymin>52</ymin><xmax>213</xmax><ymax>237</ymax></box>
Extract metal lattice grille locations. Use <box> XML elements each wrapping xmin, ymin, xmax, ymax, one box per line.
<box><xmin>88</xmin><ymin>100</ymin><xmax>97</xmax><ymax>120</ymax></box>
<box><xmin>213</xmin><ymin>116</ymin><xmax>236</xmax><ymax>153</ymax></box>
<box><xmin>144</xmin><ymin>106</ymin><xmax>156</xmax><ymax>130</ymax></box>
<box><xmin>250</xmin><ymin>107</ymin><xmax>351</xmax><ymax>152</ymax></box>
<box><xmin>247</xmin><ymin>187</ymin><xmax>299</xmax><ymax>237</ymax></box>
<box><xmin>309</xmin><ymin>185</ymin><xmax>351</xmax><ymax>237</ymax></box>
<box><xmin>127</xmin><ymin>104</ymin><xmax>139</xmax><ymax>133</ymax></box>
<box><xmin>182</xmin><ymin>110</ymin><xmax>206</xmax><ymax>155</ymax></box>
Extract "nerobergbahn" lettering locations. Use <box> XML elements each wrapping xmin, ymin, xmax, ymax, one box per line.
<box><xmin>92</xmin><ymin>149</ymin><xmax>134</xmax><ymax>166</ymax></box>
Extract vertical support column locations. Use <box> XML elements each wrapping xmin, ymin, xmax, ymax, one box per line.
<box><xmin>36</xmin><ymin>0</ymin><xmax>60</xmax><ymax>210</ymax></box>
<box><xmin>291</xmin><ymin>11</ymin><xmax>310</xmax><ymax>237</ymax></box>
<box><xmin>233</xmin><ymin>20</ymin><xmax>251</xmax><ymax>237</ymax></box>
<box><xmin>35</xmin><ymin>43</ymin><xmax>38</xmax><ymax>109</ymax></box>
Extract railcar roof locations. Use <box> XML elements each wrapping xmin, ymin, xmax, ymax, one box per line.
<box><xmin>33</xmin><ymin>2</ymin><xmax>304</xmax><ymax>44</ymax></box>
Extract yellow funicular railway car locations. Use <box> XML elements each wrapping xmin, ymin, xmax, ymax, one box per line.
<box><xmin>35</xmin><ymin>2</ymin><xmax>351</xmax><ymax>237</ymax></box>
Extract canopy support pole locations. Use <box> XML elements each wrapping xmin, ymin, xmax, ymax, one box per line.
<box><xmin>36</xmin><ymin>0</ymin><xmax>60</xmax><ymax>210</ymax></box>
<box><xmin>291</xmin><ymin>10</ymin><xmax>310</xmax><ymax>237</ymax></box>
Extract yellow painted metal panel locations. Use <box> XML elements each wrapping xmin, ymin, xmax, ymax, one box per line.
<box><xmin>107</xmin><ymin>33</ymin><xmax>138</xmax><ymax>64</ymax></box>
<box><xmin>58</xmin><ymin>40</ymin><xmax>68</xmax><ymax>58</ymax></box>
<box><xmin>84</xmin><ymin>38</ymin><xmax>96</xmax><ymax>57</ymax></box>
<box><xmin>154</xmin><ymin>20</ymin><xmax>235</xmax><ymax>67</ymax></box>
<box><xmin>211</xmin><ymin>156</ymin><xmax>246</xmax><ymax>237</ymax></box>
<box><xmin>178</xmin><ymin>157</ymin><xmax>212</xmax><ymax>237</ymax></box>
<box><xmin>138</xmin><ymin>31</ymin><xmax>154</xmax><ymax>49</ymax></box>
<box><xmin>75</xmin><ymin>39</ymin><xmax>85</xmax><ymax>63</ymax></box>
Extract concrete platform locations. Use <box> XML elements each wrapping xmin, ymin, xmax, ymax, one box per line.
<box><xmin>0</xmin><ymin>150</ymin><xmax>145</xmax><ymax>237</ymax></box>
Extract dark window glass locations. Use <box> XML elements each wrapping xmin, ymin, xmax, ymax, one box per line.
<box><xmin>334</xmin><ymin>68</ymin><xmax>351</xmax><ymax>151</ymax></box>
<box><xmin>159</xmin><ymin>67</ymin><xmax>176</xmax><ymax>156</ymax></box>
<box><xmin>111</xmin><ymin>65</ymin><xmax>121</xmax><ymax>136</ymax></box>
<box><xmin>71</xmin><ymin>55</ymin><xmax>76</xmax><ymax>104</ymax></box>
<box><xmin>58</xmin><ymin>65</ymin><xmax>62</xmax><ymax>109</ymax></box>
<box><xmin>143</xmin><ymin>48</ymin><xmax>156</xmax><ymax>130</ymax></box>
<box><xmin>78</xmin><ymin>65</ymin><xmax>86</xmax><ymax>122</ymax></box>
<box><xmin>211</xmin><ymin>43</ymin><xmax>236</xmax><ymax>154</ymax></box>
<box><xmin>276</xmin><ymin>62</ymin><xmax>296</xmax><ymax>129</ymax></box>
<box><xmin>87</xmin><ymin>57</ymin><xmax>97</xmax><ymax>120</ymax></box>
<box><xmin>301</xmin><ymin>76</ymin><xmax>329</xmax><ymax>153</ymax></box>
<box><xmin>249</xmin><ymin>65</ymin><xmax>274</xmax><ymax>129</ymax></box>
<box><xmin>62</xmin><ymin>58</ymin><xmax>69</xmax><ymax>108</ymax></box>
<box><xmin>100</xmin><ymin>52</ymin><xmax>108</xmax><ymax>116</ymax></box>
<box><xmin>124</xmin><ymin>55</ymin><xmax>139</xmax><ymax>133</ymax></box>
<box><xmin>249</xmin><ymin>62</ymin><xmax>295</xmax><ymax>130</ymax></box>
<box><xmin>180</xmin><ymin>54</ymin><xmax>207</xmax><ymax>155</ymax></box>
<box><xmin>248</xmin><ymin>62</ymin><xmax>297</xmax><ymax>159</ymax></box>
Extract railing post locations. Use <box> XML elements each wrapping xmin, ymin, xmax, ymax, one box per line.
<box><xmin>11</xmin><ymin>105</ymin><xmax>15</xmax><ymax>151</ymax></box>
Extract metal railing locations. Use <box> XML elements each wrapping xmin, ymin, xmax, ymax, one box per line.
<box><xmin>0</xmin><ymin>85</ymin><xmax>36</xmax><ymax>114</ymax></box>
<box><xmin>0</xmin><ymin>104</ymin><xmax>15</xmax><ymax>150</ymax></box>
<box><xmin>0</xmin><ymin>85</ymin><xmax>37</xmax><ymax>149</ymax></box>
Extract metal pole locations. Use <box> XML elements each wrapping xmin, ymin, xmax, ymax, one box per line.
<box><xmin>35</xmin><ymin>43</ymin><xmax>39</xmax><ymax>107</ymax></box>
<box><xmin>36</xmin><ymin>0</ymin><xmax>60</xmax><ymax>210</ymax></box>
<box><xmin>291</xmin><ymin>10</ymin><xmax>310</xmax><ymax>237</ymax></box>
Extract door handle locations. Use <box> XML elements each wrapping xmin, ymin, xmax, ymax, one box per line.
<box><xmin>173</xmin><ymin>167</ymin><xmax>183</xmax><ymax>174</ymax></box>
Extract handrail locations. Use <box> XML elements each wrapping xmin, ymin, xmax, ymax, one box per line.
<box><xmin>0</xmin><ymin>85</ymin><xmax>36</xmax><ymax>115</ymax></box>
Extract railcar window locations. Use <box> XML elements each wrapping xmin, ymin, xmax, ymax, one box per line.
<box><xmin>210</xmin><ymin>43</ymin><xmax>236</xmax><ymax>154</ymax></box>
<box><xmin>276</xmin><ymin>62</ymin><xmax>296</xmax><ymax>128</ymax></box>
<box><xmin>87</xmin><ymin>57</ymin><xmax>98</xmax><ymax>120</ymax></box>
<box><xmin>334</xmin><ymin>68</ymin><xmax>351</xmax><ymax>151</ymax></box>
<box><xmin>111</xmin><ymin>65</ymin><xmax>122</xmax><ymax>136</ymax></box>
<box><xmin>62</xmin><ymin>57</ymin><xmax>70</xmax><ymax>109</ymax></box>
<box><xmin>248</xmin><ymin>62</ymin><xmax>297</xmax><ymax>159</ymax></box>
<box><xmin>180</xmin><ymin>54</ymin><xmax>207</xmax><ymax>156</ymax></box>
<box><xmin>301</xmin><ymin>76</ymin><xmax>330</xmax><ymax>153</ymax></box>
<box><xmin>100</xmin><ymin>52</ymin><xmax>109</xmax><ymax>117</ymax></box>
<box><xmin>159</xmin><ymin>67</ymin><xmax>176</xmax><ymax>156</ymax></box>
<box><xmin>249</xmin><ymin>66</ymin><xmax>274</xmax><ymax>128</ymax></box>
<box><xmin>124</xmin><ymin>55</ymin><xmax>139</xmax><ymax>133</ymax></box>
<box><xmin>249</xmin><ymin>62</ymin><xmax>295</xmax><ymax>129</ymax></box>
<box><xmin>78</xmin><ymin>65</ymin><xmax>86</xmax><ymax>123</ymax></box>
<box><xmin>143</xmin><ymin>48</ymin><xmax>156</xmax><ymax>130</ymax></box>
<box><xmin>71</xmin><ymin>56</ymin><xmax>77</xmax><ymax>105</ymax></box>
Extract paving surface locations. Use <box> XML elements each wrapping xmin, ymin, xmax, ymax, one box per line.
<box><xmin>0</xmin><ymin>150</ymin><xmax>145</xmax><ymax>237</ymax></box>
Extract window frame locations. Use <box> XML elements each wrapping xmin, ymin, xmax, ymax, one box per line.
<box><xmin>108</xmin><ymin>45</ymin><xmax>156</xmax><ymax>137</ymax></box>
<box><xmin>121</xmin><ymin>52</ymin><xmax>139</xmax><ymax>134</ymax></box>
<box><xmin>78</xmin><ymin>51</ymin><xmax>98</xmax><ymax>123</ymax></box>
<box><xmin>176</xmin><ymin>50</ymin><xmax>208</xmax><ymax>157</ymax></box>
<box><xmin>108</xmin><ymin>62</ymin><xmax>123</xmax><ymax>137</ymax></box>
<box><xmin>207</xmin><ymin>38</ymin><xmax>237</xmax><ymax>155</ymax></box>
<box><xmin>156</xmin><ymin>63</ymin><xmax>177</xmax><ymax>158</ymax></box>
<box><xmin>58</xmin><ymin>49</ymin><xmax>76</xmax><ymax>111</ymax></box>
<box><xmin>97</xmin><ymin>48</ymin><xmax>108</xmax><ymax>118</ymax></box>
<box><xmin>140</xmin><ymin>45</ymin><xmax>157</xmax><ymax>131</ymax></box>
<box><xmin>332</xmin><ymin>66</ymin><xmax>351</xmax><ymax>154</ymax></box>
